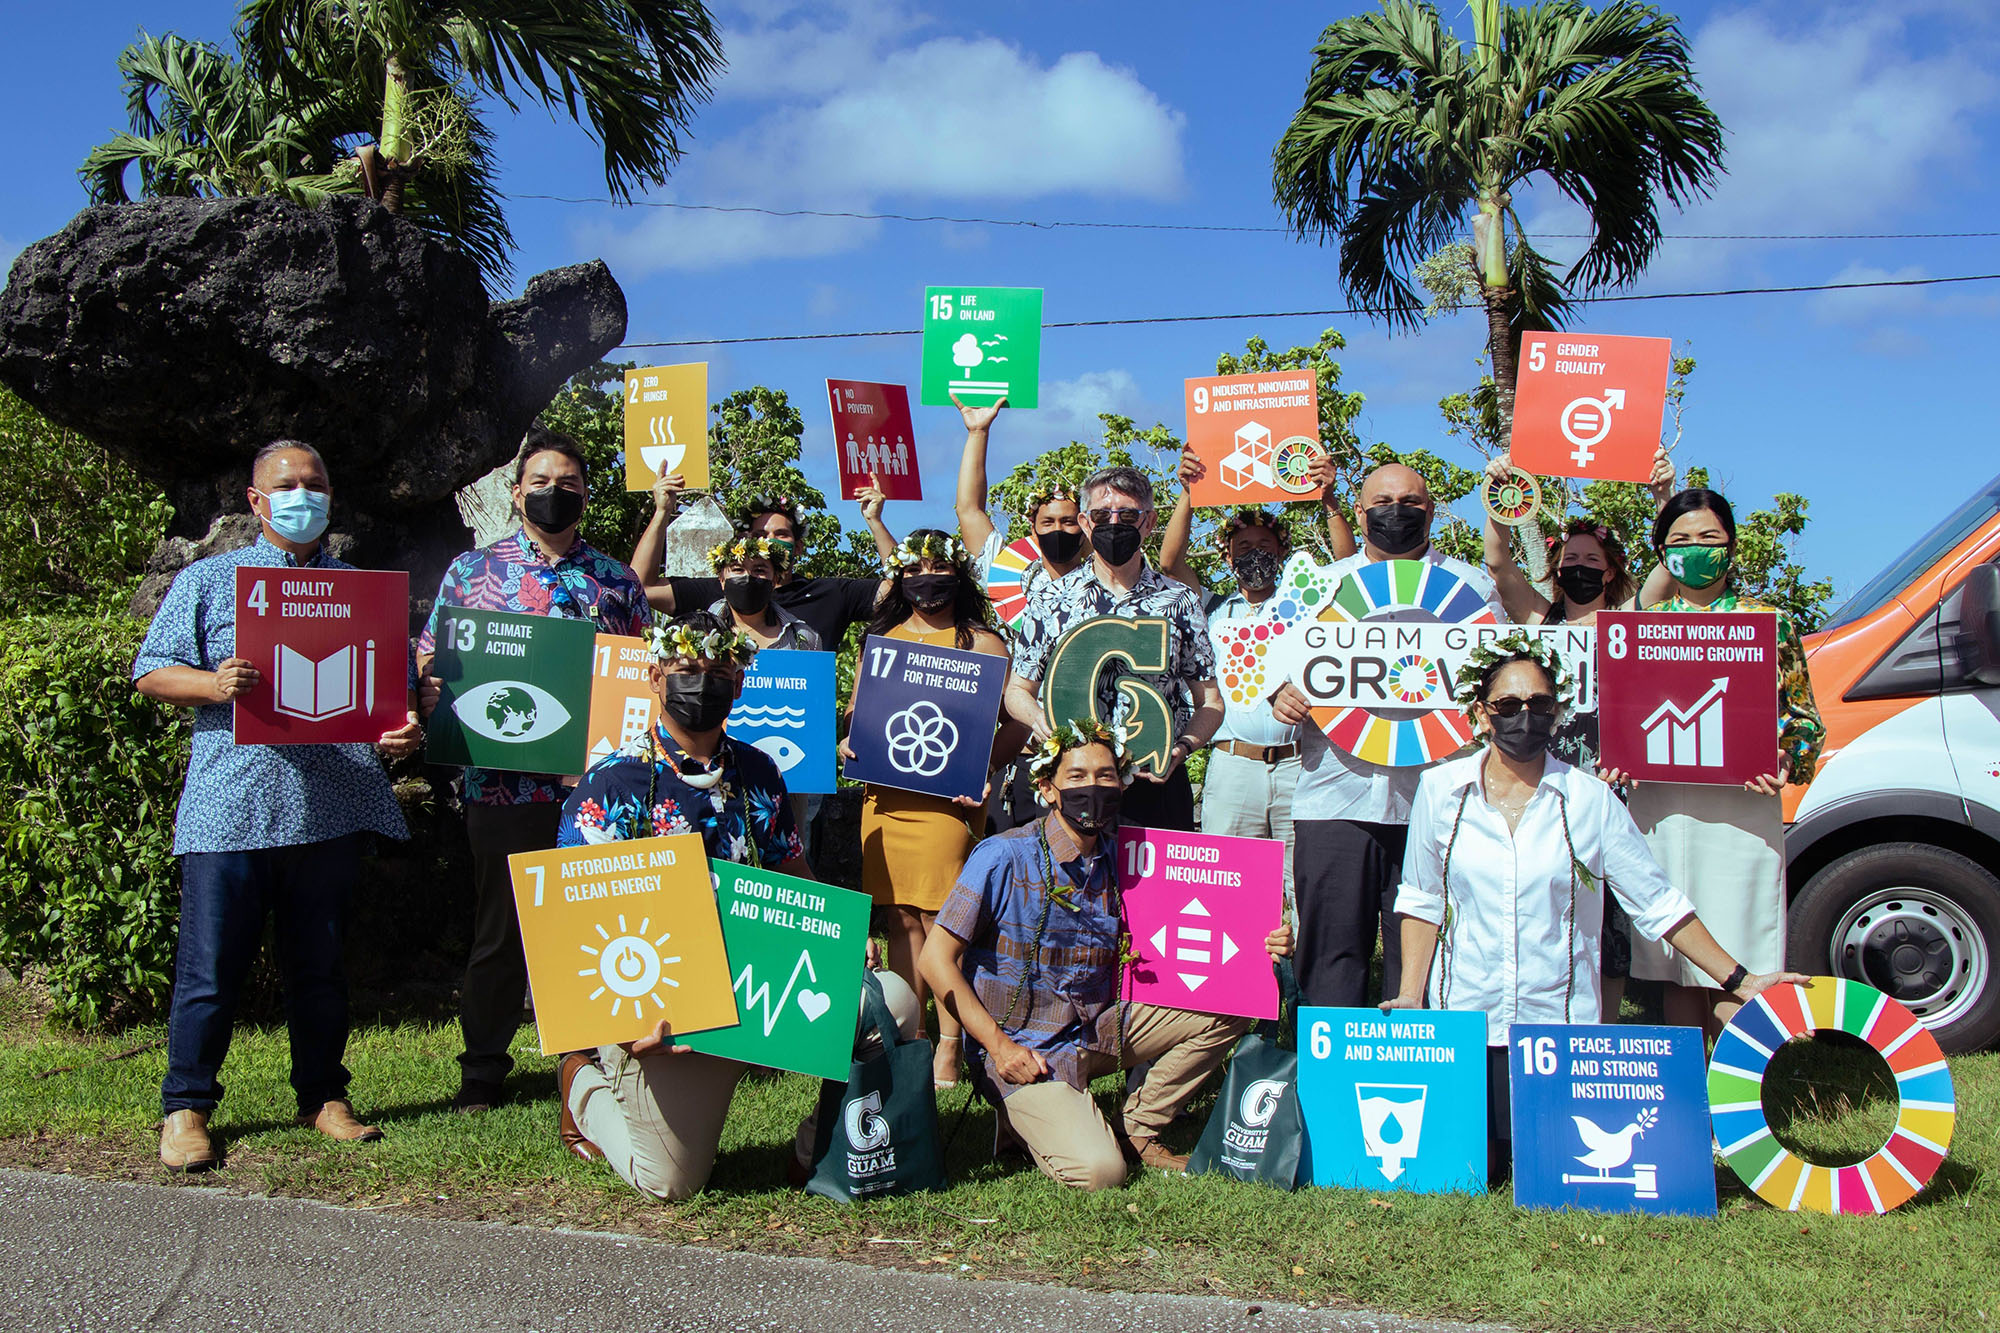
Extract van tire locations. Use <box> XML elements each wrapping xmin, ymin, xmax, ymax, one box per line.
<box><xmin>1789</xmin><ymin>842</ymin><xmax>2000</xmax><ymax>1053</ymax></box>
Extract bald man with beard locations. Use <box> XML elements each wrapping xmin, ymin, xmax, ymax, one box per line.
<box><xmin>1264</xmin><ymin>464</ymin><xmax>1506</xmax><ymax>1008</ymax></box>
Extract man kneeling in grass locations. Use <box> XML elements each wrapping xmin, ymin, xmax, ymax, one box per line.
<box><xmin>554</xmin><ymin>610</ymin><xmax>918</xmax><ymax>1200</ymax></box>
<box><xmin>922</xmin><ymin>720</ymin><xmax>1292</xmax><ymax>1189</ymax></box>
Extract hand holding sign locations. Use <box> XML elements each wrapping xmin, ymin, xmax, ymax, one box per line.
<box><xmin>843</xmin><ymin>635</ymin><xmax>1007</xmax><ymax>800</ymax></box>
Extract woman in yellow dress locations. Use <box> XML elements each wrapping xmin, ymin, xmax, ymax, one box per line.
<box><xmin>840</xmin><ymin>530</ymin><xmax>1029</xmax><ymax>1087</ymax></box>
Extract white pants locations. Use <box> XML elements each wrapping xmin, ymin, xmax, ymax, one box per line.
<box><xmin>1200</xmin><ymin>748</ymin><xmax>1301</xmax><ymax>925</ymax></box>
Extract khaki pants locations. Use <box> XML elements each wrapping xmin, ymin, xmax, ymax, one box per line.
<box><xmin>569</xmin><ymin>970</ymin><xmax>921</xmax><ymax>1201</ymax></box>
<box><xmin>1002</xmin><ymin>1003</ymin><xmax>1251</xmax><ymax>1192</ymax></box>
<box><xmin>1200</xmin><ymin>748</ymin><xmax>1300</xmax><ymax>928</ymax></box>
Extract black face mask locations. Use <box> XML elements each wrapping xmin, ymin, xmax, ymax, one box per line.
<box><xmin>1553</xmin><ymin>564</ymin><xmax>1607</xmax><ymax>606</ymax></box>
<box><xmin>1090</xmin><ymin>522</ymin><xmax>1144</xmax><ymax>566</ymax></box>
<box><xmin>661</xmin><ymin>674</ymin><xmax>735</xmax><ymax>733</ymax></box>
<box><xmin>523</xmin><ymin>484</ymin><xmax>585</xmax><ymax>533</ymax></box>
<box><xmin>903</xmin><ymin>573</ymin><xmax>959</xmax><ymax>610</ymax></box>
<box><xmin>1365</xmin><ymin>503</ymin><xmax>1428</xmax><ymax>556</ymax></box>
<box><xmin>1037</xmin><ymin>529</ymin><xmax>1083</xmax><ymax>565</ymax></box>
<box><xmin>1487</xmin><ymin>709</ymin><xmax>1557</xmax><ymax>761</ymax></box>
<box><xmin>1233</xmin><ymin>548</ymin><xmax>1283</xmax><ymax>590</ymax></box>
<box><xmin>723</xmin><ymin>575</ymin><xmax>773</xmax><ymax>615</ymax></box>
<box><xmin>1057</xmin><ymin>783</ymin><xmax>1122</xmax><ymax>835</ymax></box>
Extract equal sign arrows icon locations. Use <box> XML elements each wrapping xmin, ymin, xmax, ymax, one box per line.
<box><xmin>1149</xmin><ymin>897</ymin><xmax>1240</xmax><ymax>992</ymax></box>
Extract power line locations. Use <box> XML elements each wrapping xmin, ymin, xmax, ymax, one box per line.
<box><xmin>518</xmin><ymin>193</ymin><xmax>2000</xmax><ymax>242</ymax></box>
<box><xmin>618</xmin><ymin>270</ymin><xmax>2000</xmax><ymax>349</ymax></box>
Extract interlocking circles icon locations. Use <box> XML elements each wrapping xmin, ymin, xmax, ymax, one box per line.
<box><xmin>884</xmin><ymin>700</ymin><xmax>959</xmax><ymax>777</ymax></box>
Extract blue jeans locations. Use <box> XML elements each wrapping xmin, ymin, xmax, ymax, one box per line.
<box><xmin>161</xmin><ymin>834</ymin><xmax>362</xmax><ymax>1117</ymax></box>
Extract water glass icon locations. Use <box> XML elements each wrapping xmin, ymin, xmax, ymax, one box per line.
<box><xmin>1356</xmin><ymin>1083</ymin><xmax>1428</xmax><ymax>1183</ymax></box>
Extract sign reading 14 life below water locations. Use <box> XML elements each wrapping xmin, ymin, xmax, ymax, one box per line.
<box><xmin>1297</xmin><ymin>1007</ymin><xmax>1488</xmax><ymax>1195</ymax></box>
<box><xmin>920</xmin><ymin>286</ymin><xmax>1042</xmax><ymax>408</ymax></box>
<box><xmin>728</xmin><ymin>649</ymin><xmax>837</xmax><ymax>795</ymax></box>
<box><xmin>426</xmin><ymin>607</ymin><xmax>595</xmax><ymax>774</ymax></box>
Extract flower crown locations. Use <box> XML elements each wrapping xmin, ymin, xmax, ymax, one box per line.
<box><xmin>1024</xmin><ymin>485</ymin><xmax>1078</xmax><ymax>522</ymax></box>
<box><xmin>886</xmin><ymin>531</ymin><xmax>972</xmax><ymax>572</ymax></box>
<box><xmin>707</xmin><ymin>536</ymin><xmax>793</xmax><ymax>574</ymax></box>
<box><xmin>1214</xmin><ymin>508</ymin><xmax>1291</xmax><ymax>555</ymax></box>
<box><xmin>1546</xmin><ymin>521</ymin><xmax>1619</xmax><ymax>556</ymax></box>
<box><xmin>1027</xmin><ymin>717</ymin><xmax>1132</xmax><ymax>783</ymax></box>
<box><xmin>646</xmin><ymin>622</ymin><xmax>760</xmax><ymax>667</ymax></box>
<box><xmin>1451</xmin><ymin>631</ymin><xmax>1579</xmax><ymax>725</ymax></box>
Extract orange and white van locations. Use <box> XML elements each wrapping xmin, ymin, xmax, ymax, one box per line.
<box><xmin>1784</xmin><ymin>471</ymin><xmax>2000</xmax><ymax>1052</ymax></box>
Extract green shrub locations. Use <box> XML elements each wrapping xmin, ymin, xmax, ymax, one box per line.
<box><xmin>0</xmin><ymin>615</ymin><xmax>187</xmax><ymax>1026</ymax></box>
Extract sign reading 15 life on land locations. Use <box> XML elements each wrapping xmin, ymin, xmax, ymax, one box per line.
<box><xmin>919</xmin><ymin>286</ymin><xmax>1042</xmax><ymax>409</ymax></box>
<box><xmin>425</xmin><ymin>607</ymin><xmax>595</xmax><ymax>774</ymax></box>
<box><xmin>233</xmin><ymin>567</ymin><xmax>409</xmax><ymax>745</ymax></box>
<box><xmin>841</xmin><ymin>634</ymin><xmax>1007</xmax><ymax>801</ymax></box>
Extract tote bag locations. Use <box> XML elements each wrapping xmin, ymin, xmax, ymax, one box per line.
<box><xmin>806</xmin><ymin>972</ymin><xmax>947</xmax><ymax>1201</ymax></box>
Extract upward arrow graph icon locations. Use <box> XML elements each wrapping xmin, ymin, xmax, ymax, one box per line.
<box><xmin>1640</xmin><ymin>676</ymin><xmax>1729</xmax><ymax>768</ymax></box>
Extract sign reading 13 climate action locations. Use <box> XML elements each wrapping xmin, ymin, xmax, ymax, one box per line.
<box><xmin>841</xmin><ymin>635</ymin><xmax>1007</xmax><ymax>801</ymax></box>
<box><xmin>919</xmin><ymin>286</ymin><xmax>1042</xmax><ymax>408</ymax></box>
<box><xmin>1296</xmin><ymin>1006</ymin><xmax>1488</xmax><ymax>1195</ymax></box>
<box><xmin>426</xmin><ymin>607</ymin><xmax>596</xmax><ymax>774</ymax></box>
<box><xmin>233</xmin><ymin>567</ymin><xmax>409</xmax><ymax>745</ymax></box>
<box><xmin>682</xmin><ymin>861</ymin><xmax>872</xmax><ymax>1079</ymax></box>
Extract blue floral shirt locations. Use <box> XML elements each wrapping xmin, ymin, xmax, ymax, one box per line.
<box><xmin>420</xmin><ymin>529</ymin><xmax>651</xmax><ymax>806</ymax></box>
<box><xmin>133</xmin><ymin>536</ymin><xmax>410</xmax><ymax>856</ymax></box>
<box><xmin>557</xmin><ymin>722</ymin><xmax>804</xmax><ymax>867</ymax></box>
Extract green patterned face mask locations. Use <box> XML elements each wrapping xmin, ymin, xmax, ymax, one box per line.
<box><xmin>1663</xmin><ymin>542</ymin><xmax>1731</xmax><ymax>589</ymax></box>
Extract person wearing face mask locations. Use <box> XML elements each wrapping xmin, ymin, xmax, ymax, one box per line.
<box><xmin>704</xmin><ymin>537</ymin><xmax>821</xmax><ymax>652</ymax></box>
<box><xmin>950</xmin><ymin>396</ymin><xmax>1087</xmax><ymax>608</ymax></box>
<box><xmin>838</xmin><ymin>530</ymin><xmax>1029</xmax><ymax>1088</ymax></box>
<box><xmin>1384</xmin><ymin>635</ymin><xmax>1807</xmax><ymax>1172</ymax></box>
<box><xmin>1265</xmin><ymin>464</ymin><xmax>1505</xmax><ymax>1011</ymax></box>
<box><xmin>1622</xmin><ymin>488</ymin><xmax>1825</xmax><ymax>1040</ymax></box>
<box><xmin>135</xmin><ymin>439</ymin><xmax>424</xmax><ymax>1171</ymax></box>
<box><xmin>417</xmin><ymin>427</ymin><xmax>652</xmax><ymax>1113</ymax></box>
<box><xmin>921</xmin><ymin>720</ymin><xmax>1294</xmax><ymax>1188</ymax></box>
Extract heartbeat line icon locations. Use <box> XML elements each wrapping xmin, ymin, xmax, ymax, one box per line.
<box><xmin>735</xmin><ymin>949</ymin><xmax>819</xmax><ymax>1037</ymax></box>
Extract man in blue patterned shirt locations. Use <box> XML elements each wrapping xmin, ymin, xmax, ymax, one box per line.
<box><xmin>135</xmin><ymin>441</ymin><xmax>422</xmax><ymax>1172</ymax></box>
<box><xmin>418</xmin><ymin>427</ymin><xmax>652</xmax><ymax>1112</ymax></box>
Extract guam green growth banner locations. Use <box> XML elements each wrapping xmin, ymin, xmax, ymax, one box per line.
<box><xmin>426</xmin><ymin>608</ymin><xmax>596</xmax><ymax>773</ymax></box>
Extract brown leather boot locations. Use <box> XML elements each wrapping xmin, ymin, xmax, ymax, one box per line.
<box><xmin>1126</xmin><ymin>1134</ymin><xmax>1189</xmax><ymax>1174</ymax></box>
<box><xmin>557</xmin><ymin>1052</ymin><xmax>604</xmax><ymax>1164</ymax></box>
<box><xmin>298</xmin><ymin>1099</ymin><xmax>383</xmax><ymax>1142</ymax></box>
<box><xmin>160</xmin><ymin>1110</ymin><xmax>220</xmax><ymax>1172</ymax></box>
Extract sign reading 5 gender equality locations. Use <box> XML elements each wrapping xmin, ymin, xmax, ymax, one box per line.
<box><xmin>728</xmin><ymin>649</ymin><xmax>837</xmax><ymax>795</ymax></box>
<box><xmin>233</xmin><ymin>567</ymin><xmax>410</xmax><ymax>745</ymax></box>
<box><xmin>1508</xmin><ymin>1023</ymin><xmax>1716</xmax><ymax>1217</ymax></box>
<box><xmin>426</xmin><ymin>607</ymin><xmax>595</xmax><ymax>773</ymax></box>
<box><xmin>1118</xmin><ymin>826</ymin><xmax>1281</xmax><ymax>1021</ymax></box>
<box><xmin>842</xmin><ymin>635</ymin><xmax>1006</xmax><ymax>801</ymax></box>
<box><xmin>1297</xmin><ymin>1007</ymin><xmax>1488</xmax><ymax>1194</ymax></box>
<box><xmin>682</xmin><ymin>861</ymin><xmax>871</xmax><ymax>1080</ymax></box>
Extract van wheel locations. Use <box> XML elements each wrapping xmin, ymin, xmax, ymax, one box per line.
<box><xmin>1789</xmin><ymin>842</ymin><xmax>2000</xmax><ymax>1053</ymax></box>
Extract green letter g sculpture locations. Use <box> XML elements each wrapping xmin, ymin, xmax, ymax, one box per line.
<box><xmin>1036</xmin><ymin>616</ymin><xmax>1176</xmax><ymax>774</ymax></box>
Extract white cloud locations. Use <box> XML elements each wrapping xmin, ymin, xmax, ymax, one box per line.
<box><xmin>579</xmin><ymin>202</ymin><xmax>878</xmax><ymax>276</ymax></box>
<box><xmin>712</xmin><ymin>0</ymin><xmax>929</xmax><ymax>101</ymax></box>
<box><xmin>1811</xmin><ymin>263</ymin><xmax>1933</xmax><ymax>325</ymax></box>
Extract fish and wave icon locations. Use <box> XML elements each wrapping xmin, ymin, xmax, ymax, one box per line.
<box><xmin>729</xmin><ymin>699</ymin><xmax>809</xmax><ymax>773</ymax></box>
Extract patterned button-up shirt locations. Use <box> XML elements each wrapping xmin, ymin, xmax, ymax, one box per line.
<box><xmin>935</xmin><ymin>815</ymin><xmax>1125</xmax><ymax>1098</ymax></box>
<box><xmin>420</xmin><ymin>530</ymin><xmax>651</xmax><ymax>805</ymax></box>
<box><xmin>1649</xmin><ymin>593</ymin><xmax>1825</xmax><ymax>781</ymax></box>
<box><xmin>557</xmin><ymin>722</ymin><xmax>803</xmax><ymax>867</ymax></box>
<box><xmin>705</xmin><ymin>598</ymin><xmax>823</xmax><ymax>652</ymax></box>
<box><xmin>1009</xmin><ymin>561</ymin><xmax>1216</xmax><ymax>734</ymax></box>
<box><xmin>133</xmin><ymin>536</ymin><xmax>409</xmax><ymax>856</ymax></box>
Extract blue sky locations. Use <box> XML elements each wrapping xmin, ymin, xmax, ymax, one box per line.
<box><xmin>6</xmin><ymin>0</ymin><xmax>1999</xmax><ymax>603</ymax></box>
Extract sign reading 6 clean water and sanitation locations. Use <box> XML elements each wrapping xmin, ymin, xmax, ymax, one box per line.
<box><xmin>1296</xmin><ymin>1007</ymin><xmax>1489</xmax><ymax>1195</ymax></box>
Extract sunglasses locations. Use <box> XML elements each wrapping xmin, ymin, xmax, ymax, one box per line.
<box><xmin>1087</xmin><ymin>507</ymin><xmax>1149</xmax><ymax>526</ymax></box>
<box><xmin>1485</xmin><ymin>694</ymin><xmax>1558</xmax><ymax>717</ymax></box>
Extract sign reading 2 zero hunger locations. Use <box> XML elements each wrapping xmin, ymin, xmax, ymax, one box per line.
<box><xmin>624</xmin><ymin>362</ymin><xmax>710</xmax><ymax>491</ymax></box>
<box><xmin>1509</xmin><ymin>333</ymin><xmax>1670</xmax><ymax>483</ymax></box>
<box><xmin>841</xmin><ymin>635</ymin><xmax>1007</xmax><ymax>801</ymax></box>
<box><xmin>233</xmin><ymin>567</ymin><xmax>409</xmax><ymax>745</ymax></box>
<box><xmin>1596</xmin><ymin>610</ymin><xmax>1778</xmax><ymax>786</ymax></box>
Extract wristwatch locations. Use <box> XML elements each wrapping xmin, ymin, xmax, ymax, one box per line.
<box><xmin>1720</xmin><ymin>963</ymin><xmax>1749</xmax><ymax>996</ymax></box>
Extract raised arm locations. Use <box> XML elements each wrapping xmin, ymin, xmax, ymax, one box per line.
<box><xmin>630</xmin><ymin>473</ymin><xmax>685</xmax><ymax>596</ymax></box>
<box><xmin>857</xmin><ymin>474</ymin><xmax>899</xmax><ymax>567</ymax></box>
<box><xmin>1314</xmin><ymin>452</ymin><xmax>1358</xmax><ymax>559</ymax></box>
<box><xmin>1481</xmin><ymin>458</ymin><xmax>1551</xmax><ymax>622</ymax></box>
<box><xmin>1157</xmin><ymin>448</ymin><xmax>1204</xmax><ymax>593</ymax></box>
<box><xmin>952</xmin><ymin>394</ymin><xmax>1006</xmax><ymax>555</ymax></box>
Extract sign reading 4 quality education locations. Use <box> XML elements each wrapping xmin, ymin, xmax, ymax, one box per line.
<box><xmin>1117</xmin><ymin>826</ymin><xmax>1281</xmax><ymax>1021</ymax></box>
<box><xmin>1183</xmin><ymin>371</ymin><xmax>1324</xmax><ymax>506</ymax></box>
<box><xmin>1508</xmin><ymin>1023</ymin><xmax>1717</xmax><ymax>1217</ymax></box>
<box><xmin>507</xmin><ymin>834</ymin><xmax>738</xmax><ymax>1055</ymax></box>
<box><xmin>728</xmin><ymin>648</ymin><xmax>837</xmax><ymax>795</ymax></box>
<box><xmin>233</xmin><ymin>567</ymin><xmax>410</xmax><ymax>745</ymax></box>
<box><xmin>1509</xmin><ymin>333</ymin><xmax>1670</xmax><ymax>483</ymax></box>
<box><xmin>828</xmin><ymin>379</ymin><xmax>922</xmax><ymax>501</ymax></box>
<box><xmin>426</xmin><ymin>607</ymin><xmax>596</xmax><ymax>774</ymax></box>
<box><xmin>842</xmin><ymin>635</ymin><xmax>1007</xmax><ymax>801</ymax></box>
<box><xmin>624</xmin><ymin>362</ymin><xmax>710</xmax><ymax>491</ymax></box>
<box><xmin>1596</xmin><ymin>610</ymin><xmax>1779</xmax><ymax>786</ymax></box>
<box><xmin>920</xmin><ymin>286</ymin><xmax>1042</xmax><ymax>408</ymax></box>
<box><xmin>1297</xmin><ymin>1007</ymin><xmax>1488</xmax><ymax>1194</ymax></box>
<box><xmin>682</xmin><ymin>861</ymin><xmax>871</xmax><ymax>1079</ymax></box>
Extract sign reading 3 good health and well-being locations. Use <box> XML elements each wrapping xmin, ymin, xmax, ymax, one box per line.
<box><xmin>426</xmin><ymin>607</ymin><xmax>595</xmax><ymax>773</ymax></box>
<box><xmin>1183</xmin><ymin>371</ymin><xmax>1324</xmax><ymax>506</ymax></box>
<box><xmin>1595</xmin><ymin>610</ymin><xmax>1778</xmax><ymax>786</ymax></box>
<box><xmin>1508</xmin><ymin>333</ymin><xmax>1670</xmax><ymax>483</ymax></box>
<box><xmin>507</xmin><ymin>833</ymin><xmax>738</xmax><ymax>1055</ymax></box>
<box><xmin>1117</xmin><ymin>826</ymin><xmax>1282</xmax><ymax>1021</ymax></box>
<box><xmin>1297</xmin><ymin>1007</ymin><xmax>1488</xmax><ymax>1194</ymax></box>
<box><xmin>842</xmin><ymin>635</ymin><xmax>1007</xmax><ymax>801</ymax></box>
<box><xmin>919</xmin><ymin>286</ymin><xmax>1042</xmax><ymax>408</ymax></box>
<box><xmin>1507</xmin><ymin>1023</ymin><xmax>1716</xmax><ymax>1217</ymax></box>
<box><xmin>233</xmin><ymin>567</ymin><xmax>410</xmax><ymax>745</ymax></box>
<box><xmin>728</xmin><ymin>649</ymin><xmax>836</xmax><ymax>795</ymax></box>
<box><xmin>828</xmin><ymin>379</ymin><xmax>922</xmax><ymax>501</ymax></box>
<box><xmin>682</xmin><ymin>861</ymin><xmax>871</xmax><ymax>1079</ymax></box>
<box><xmin>624</xmin><ymin>362</ymin><xmax>710</xmax><ymax>491</ymax></box>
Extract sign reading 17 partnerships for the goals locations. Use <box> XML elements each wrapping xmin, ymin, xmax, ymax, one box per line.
<box><xmin>919</xmin><ymin>286</ymin><xmax>1042</xmax><ymax>408</ymax></box>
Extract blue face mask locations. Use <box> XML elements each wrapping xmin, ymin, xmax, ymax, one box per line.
<box><xmin>256</xmin><ymin>486</ymin><xmax>330</xmax><ymax>543</ymax></box>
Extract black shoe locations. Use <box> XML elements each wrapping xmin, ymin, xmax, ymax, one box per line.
<box><xmin>454</xmin><ymin>1078</ymin><xmax>504</xmax><ymax>1114</ymax></box>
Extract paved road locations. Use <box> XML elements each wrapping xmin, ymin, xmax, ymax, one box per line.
<box><xmin>1</xmin><ymin>1169</ymin><xmax>1504</xmax><ymax>1333</ymax></box>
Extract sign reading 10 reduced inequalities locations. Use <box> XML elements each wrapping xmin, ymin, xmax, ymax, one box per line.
<box><xmin>427</xmin><ymin>607</ymin><xmax>595</xmax><ymax>773</ymax></box>
<box><xmin>842</xmin><ymin>635</ymin><xmax>1007</xmax><ymax>801</ymax></box>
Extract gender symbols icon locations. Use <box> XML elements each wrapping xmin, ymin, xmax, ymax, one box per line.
<box><xmin>884</xmin><ymin>700</ymin><xmax>958</xmax><ymax>777</ymax></box>
<box><xmin>1560</xmin><ymin>388</ymin><xmax>1625</xmax><ymax>468</ymax></box>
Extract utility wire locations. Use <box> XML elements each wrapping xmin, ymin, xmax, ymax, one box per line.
<box><xmin>618</xmin><ymin>270</ymin><xmax>2000</xmax><ymax>350</ymax></box>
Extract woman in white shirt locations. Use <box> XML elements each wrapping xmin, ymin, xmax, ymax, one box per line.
<box><xmin>1385</xmin><ymin>632</ymin><xmax>1806</xmax><ymax>1171</ymax></box>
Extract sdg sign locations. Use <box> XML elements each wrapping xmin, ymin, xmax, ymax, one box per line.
<box><xmin>1117</xmin><ymin>826</ymin><xmax>1282</xmax><ymax>1021</ymax></box>
<box><xmin>233</xmin><ymin>567</ymin><xmax>410</xmax><ymax>745</ymax></box>
<box><xmin>425</xmin><ymin>608</ymin><xmax>596</xmax><ymax>774</ymax></box>
<box><xmin>1297</xmin><ymin>1007</ymin><xmax>1488</xmax><ymax>1195</ymax></box>
<box><xmin>1596</xmin><ymin>610</ymin><xmax>1779</xmax><ymax>785</ymax></box>
<box><xmin>728</xmin><ymin>649</ymin><xmax>837</xmax><ymax>795</ymax></box>
<box><xmin>624</xmin><ymin>362</ymin><xmax>710</xmax><ymax>491</ymax></box>
<box><xmin>919</xmin><ymin>286</ymin><xmax>1042</xmax><ymax>408</ymax></box>
<box><xmin>828</xmin><ymin>379</ymin><xmax>922</xmax><ymax>500</ymax></box>
<box><xmin>842</xmin><ymin>635</ymin><xmax>1007</xmax><ymax>801</ymax></box>
<box><xmin>1509</xmin><ymin>333</ymin><xmax>1670</xmax><ymax>482</ymax></box>
<box><xmin>1183</xmin><ymin>371</ymin><xmax>1324</xmax><ymax>506</ymax></box>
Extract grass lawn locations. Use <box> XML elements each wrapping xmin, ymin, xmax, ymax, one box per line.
<box><xmin>0</xmin><ymin>980</ymin><xmax>1989</xmax><ymax>1333</ymax></box>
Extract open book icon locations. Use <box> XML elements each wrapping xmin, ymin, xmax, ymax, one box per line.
<box><xmin>273</xmin><ymin>641</ymin><xmax>374</xmax><ymax>722</ymax></box>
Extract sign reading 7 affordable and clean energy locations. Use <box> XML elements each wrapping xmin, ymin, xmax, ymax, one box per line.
<box><xmin>841</xmin><ymin>634</ymin><xmax>1007</xmax><ymax>801</ymax></box>
<box><xmin>426</xmin><ymin>607</ymin><xmax>596</xmax><ymax>773</ymax></box>
<box><xmin>1509</xmin><ymin>333</ymin><xmax>1670</xmax><ymax>482</ymax></box>
<box><xmin>233</xmin><ymin>567</ymin><xmax>410</xmax><ymax>745</ymax></box>
<box><xmin>919</xmin><ymin>286</ymin><xmax>1042</xmax><ymax>408</ymax></box>
<box><xmin>682</xmin><ymin>861</ymin><xmax>871</xmax><ymax>1079</ymax></box>
<box><xmin>624</xmin><ymin>362</ymin><xmax>710</xmax><ymax>491</ymax></box>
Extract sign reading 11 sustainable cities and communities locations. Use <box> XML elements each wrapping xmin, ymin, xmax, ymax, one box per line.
<box><xmin>1183</xmin><ymin>370</ymin><xmax>1325</xmax><ymax>506</ymax></box>
<box><xmin>1595</xmin><ymin>610</ymin><xmax>1779</xmax><ymax>786</ymax></box>
<box><xmin>828</xmin><ymin>379</ymin><xmax>922</xmax><ymax>501</ymax></box>
<box><xmin>233</xmin><ymin>567</ymin><xmax>410</xmax><ymax>745</ymax></box>
<box><xmin>1508</xmin><ymin>333</ymin><xmax>1670</xmax><ymax>483</ymax></box>
<box><xmin>841</xmin><ymin>634</ymin><xmax>1008</xmax><ymax>801</ymax></box>
<box><xmin>919</xmin><ymin>286</ymin><xmax>1043</xmax><ymax>408</ymax></box>
<box><xmin>624</xmin><ymin>362</ymin><xmax>710</xmax><ymax>491</ymax></box>
<box><xmin>1297</xmin><ymin>1007</ymin><xmax>1488</xmax><ymax>1195</ymax></box>
<box><xmin>1117</xmin><ymin>827</ymin><xmax>1281</xmax><ymax>1021</ymax></box>
<box><xmin>426</xmin><ymin>607</ymin><xmax>596</xmax><ymax>774</ymax></box>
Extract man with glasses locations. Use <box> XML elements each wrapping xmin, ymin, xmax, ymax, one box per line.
<box><xmin>1004</xmin><ymin>466</ymin><xmax>1223</xmax><ymax>833</ymax></box>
